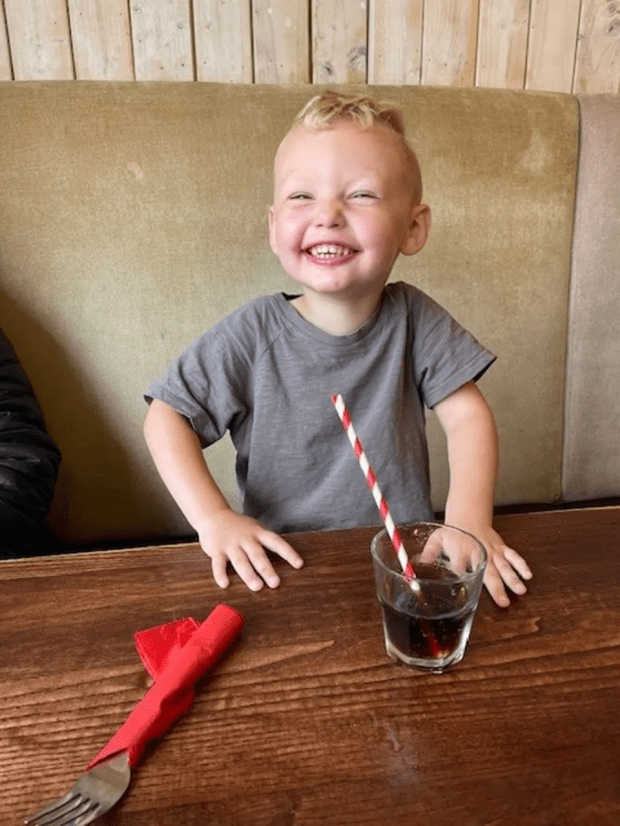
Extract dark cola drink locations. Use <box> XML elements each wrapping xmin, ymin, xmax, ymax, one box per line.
<box><xmin>378</xmin><ymin>563</ymin><xmax>476</xmax><ymax>672</ymax></box>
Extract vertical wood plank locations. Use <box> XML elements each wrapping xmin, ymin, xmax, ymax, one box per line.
<box><xmin>4</xmin><ymin>0</ymin><xmax>73</xmax><ymax>80</ymax></box>
<box><xmin>476</xmin><ymin>0</ymin><xmax>530</xmax><ymax>88</ymax></box>
<box><xmin>574</xmin><ymin>0</ymin><xmax>620</xmax><ymax>93</ymax></box>
<box><xmin>68</xmin><ymin>0</ymin><xmax>134</xmax><ymax>80</ymax></box>
<box><xmin>0</xmin><ymin>0</ymin><xmax>12</xmax><ymax>80</ymax></box>
<box><xmin>130</xmin><ymin>0</ymin><xmax>193</xmax><ymax>81</ymax></box>
<box><xmin>194</xmin><ymin>0</ymin><xmax>252</xmax><ymax>82</ymax></box>
<box><xmin>312</xmin><ymin>0</ymin><xmax>368</xmax><ymax>84</ymax></box>
<box><xmin>0</xmin><ymin>0</ymin><xmax>614</xmax><ymax>95</ymax></box>
<box><xmin>368</xmin><ymin>0</ymin><xmax>422</xmax><ymax>84</ymax></box>
<box><xmin>421</xmin><ymin>0</ymin><xmax>480</xmax><ymax>87</ymax></box>
<box><xmin>253</xmin><ymin>0</ymin><xmax>309</xmax><ymax>83</ymax></box>
<box><xmin>526</xmin><ymin>0</ymin><xmax>581</xmax><ymax>92</ymax></box>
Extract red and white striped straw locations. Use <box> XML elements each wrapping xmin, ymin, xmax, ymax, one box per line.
<box><xmin>331</xmin><ymin>393</ymin><xmax>415</xmax><ymax>581</ymax></box>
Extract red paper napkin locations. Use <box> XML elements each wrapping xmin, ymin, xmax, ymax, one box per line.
<box><xmin>87</xmin><ymin>603</ymin><xmax>244</xmax><ymax>769</ymax></box>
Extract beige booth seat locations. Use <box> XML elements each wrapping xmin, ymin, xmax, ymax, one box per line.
<box><xmin>0</xmin><ymin>82</ymin><xmax>616</xmax><ymax>547</ymax></box>
<box><xmin>563</xmin><ymin>94</ymin><xmax>620</xmax><ymax>502</ymax></box>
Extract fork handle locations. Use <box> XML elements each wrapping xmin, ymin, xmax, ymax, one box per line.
<box><xmin>87</xmin><ymin>603</ymin><xmax>244</xmax><ymax>769</ymax></box>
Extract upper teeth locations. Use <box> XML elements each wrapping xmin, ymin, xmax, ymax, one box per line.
<box><xmin>309</xmin><ymin>245</ymin><xmax>352</xmax><ymax>256</ymax></box>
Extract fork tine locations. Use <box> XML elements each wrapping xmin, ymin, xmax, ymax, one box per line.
<box><xmin>56</xmin><ymin>797</ymin><xmax>99</xmax><ymax>826</ymax></box>
<box><xmin>24</xmin><ymin>793</ymin><xmax>84</xmax><ymax>825</ymax></box>
<box><xmin>25</xmin><ymin>752</ymin><xmax>131</xmax><ymax>826</ymax></box>
<box><xmin>23</xmin><ymin>790</ymin><xmax>76</xmax><ymax>824</ymax></box>
<box><xmin>26</xmin><ymin>795</ymin><xmax>98</xmax><ymax>826</ymax></box>
<box><xmin>72</xmin><ymin>805</ymin><xmax>103</xmax><ymax>826</ymax></box>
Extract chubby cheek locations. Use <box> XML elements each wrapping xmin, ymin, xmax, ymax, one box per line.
<box><xmin>271</xmin><ymin>214</ymin><xmax>305</xmax><ymax>257</ymax></box>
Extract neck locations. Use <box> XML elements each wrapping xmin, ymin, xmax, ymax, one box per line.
<box><xmin>291</xmin><ymin>289</ymin><xmax>384</xmax><ymax>335</ymax></box>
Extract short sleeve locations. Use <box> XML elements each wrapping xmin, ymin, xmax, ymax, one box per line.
<box><xmin>407</xmin><ymin>287</ymin><xmax>496</xmax><ymax>409</ymax></box>
<box><xmin>144</xmin><ymin>299</ymin><xmax>279</xmax><ymax>448</ymax></box>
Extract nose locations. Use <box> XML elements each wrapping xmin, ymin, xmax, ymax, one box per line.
<box><xmin>313</xmin><ymin>198</ymin><xmax>344</xmax><ymax>228</ymax></box>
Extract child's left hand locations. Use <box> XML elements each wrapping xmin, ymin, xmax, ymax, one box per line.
<box><xmin>474</xmin><ymin>525</ymin><xmax>532</xmax><ymax>607</ymax></box>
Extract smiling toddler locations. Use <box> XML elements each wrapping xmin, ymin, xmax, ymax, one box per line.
<box><xmin>144</xmin><ymin>91</ymin><xmax>532</xmax><ymax>607</ymax></box>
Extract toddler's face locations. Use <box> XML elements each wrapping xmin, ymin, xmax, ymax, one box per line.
<box><xmin>269</xmin><ymin>120</ymin><xmax>428</xmax><ymax>303</ymax></box>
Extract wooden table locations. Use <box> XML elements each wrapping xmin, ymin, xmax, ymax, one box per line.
<box><xmin>2</xmin><ymin>508</ymin><xmax>619</xmax><ymax>825</ymax></box>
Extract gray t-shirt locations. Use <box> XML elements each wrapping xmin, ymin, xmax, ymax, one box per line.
<box><xmin>146</xmin><ymin>281</ymin><xmax>495</xmax><ymax>533</ymax></box>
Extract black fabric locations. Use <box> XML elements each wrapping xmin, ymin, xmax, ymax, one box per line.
<box><xmin>0</xmin><ymin>330</ymin><xmax>61</xmax><ymax>558</ymax></box>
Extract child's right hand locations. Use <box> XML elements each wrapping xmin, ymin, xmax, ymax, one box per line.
<box><xmin>197</xmin><ymin>510</ymin><xmax>304</xmax><ymax>592</ymax></box>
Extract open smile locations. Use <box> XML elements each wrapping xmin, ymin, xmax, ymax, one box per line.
<box><xmin>303</xmin><ymin>244</ymin><xmax>359</xmax><ymax>263</ymax></box>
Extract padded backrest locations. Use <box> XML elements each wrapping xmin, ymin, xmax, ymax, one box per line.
<box><xmin>563</xmin><ymin>94</ymin><xmax>620</xmax><ymax>501</ymax></box>
<box><xmin>0</xmin><ymin>82</ymin><xmax>578</xmax><ymax>544</ymax></box>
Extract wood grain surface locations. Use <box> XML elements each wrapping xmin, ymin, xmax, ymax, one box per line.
<box><xmin>3</xmin><ymin>0</ymin><xmax>73</xmax><ymax>80</ymax></box>
<box><xmin>2</xmin><ymin>508</ymin><xmax>619</xmax><ymax>825</ymax></box>
<box><xmin>2</xmin><ymin>0</ymin><xmax>619</xmax><ymax>91</ymax></box>
<box><xmin>67</xmin><ymin>0</ymin><xmax>134</xmax><ymax>80</ymax></box>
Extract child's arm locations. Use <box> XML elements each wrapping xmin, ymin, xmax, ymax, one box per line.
<box><xmin>433</xmin><ymin>382</ymin><xmax>532</xmax><ymax>607</ymax></box>
<box><xmin>143</xmin><ymin>399</ymin><xmax>303</xmax><ymax>591</ymax></box>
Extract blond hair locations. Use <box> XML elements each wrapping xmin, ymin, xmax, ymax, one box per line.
<box><xmin>294</xmin><ymin>90</ymin><xmax>406</xmax><ymax>134</ymax></box>
<box><xmin>293</xmin><ymin>91</ymin><xmax>422</xmax><ymax>201</ymax></box>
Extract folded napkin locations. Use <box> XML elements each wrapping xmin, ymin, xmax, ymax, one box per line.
<box><xmin>87</xmin><ymin>603</ymin><xmax>244</xmax><ymax>770</ymax></box>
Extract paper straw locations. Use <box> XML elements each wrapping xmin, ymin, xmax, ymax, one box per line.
<box><xmin>332</xmin><ymin>393</ymin><xmax>444</xmax><ymax>658</ymax></box>
<box><xmin>331</xmin><ymin>393</ymin><xmax>416</xmax><ymax>583</ymax></box>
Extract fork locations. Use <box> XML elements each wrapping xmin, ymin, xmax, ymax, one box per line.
<box><xmin>23</xmin><ymin>604</ymin><xmax>244</xmax><ymax>826</ymax></box>
<box><xmin>23</xmin><ymin>751</ymin><xmax>131</xmax><ymax>826</ymax></box>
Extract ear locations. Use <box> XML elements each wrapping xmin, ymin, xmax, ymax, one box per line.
<box><xmin>400</xmin><ymin>203</ymin><xmax>431</xmax><ymax>256</ymax></box>
<box><xmin>268</xmin><ymin>206</ymin><xmax>279</xmax><ymax>256</ymax></box>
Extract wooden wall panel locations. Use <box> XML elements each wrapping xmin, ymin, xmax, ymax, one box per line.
<box><xmin>0</xmin><ymin>1</ymin><xmax>618</xmax><ymax>92</ymax></box>
<box><xmin>476</xmin><ymin>0</ymin><xmax>530</xmax><ymax>88</ymax></box>
<box><xmin>68</xmin><ymin>0</ymin><xmax>134</xmax><ymax>80</ymax></box>
<box><xmin>130</xmin><ymin>0</ymin><xmax>194</xmax><ymax>81</ymax></box>
<box><xmin>368</xmin><ymin>0</ymin><xmax>423</xmax><ymax>85</ymax></box>
<box><xmin>194</xmin><ymin>0</ymin><xmax>252</xmax><ymax>82</ymax></box>
<box><xmin>526</xmin><ymin>0</ymin><xmax>581</xmax><ymax>92</ymax></box>
<box><xmin>312</xmin><ymin>0</ymin><xmax>367</xmax><ymax>83</ymax></box>
<box><xmin>253</xmin><ymin>0</ymin><xmax>309</xmax><ymax>83</ymax></box>
<box><xmin>574</xmin><ymin>0</ymin><xmax>620</xmax><ymax>93</ymax></box>
<box><xmin>4</xmin><ymin>0</ymin><xmax>73</xmax><ymax>80</ymax></box>
<box><xmin>0</xmin><ymin>1</ymin><xmax>12</xmax><ymax>80</ymax></box>
<box><xmin>422</xmin><ymin>0</ymin><xmax>479</xmax><ymax>87</ymax></box>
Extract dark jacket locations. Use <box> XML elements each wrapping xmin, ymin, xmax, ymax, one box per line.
<box><xmin>0</xmin><ymin>330</ymin><xmax>61</xmax><ymax>557</ymax></box>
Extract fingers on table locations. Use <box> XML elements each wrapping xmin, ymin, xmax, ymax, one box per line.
<box><xmin>207</xmin><ymin>531</ymin><xmax>304</xmax><ymax>592</ymax></box>
<box><xmin>503</xmin><ymin>546</ymin><xmax>533</xmax><ymax>580</ymax></box>
<box><xmin>485</xmin><ymin>547</ymin><xmax>531</xmax><ymax>607</ymax></box>
<box><xmin>209</xmin><ymin>552</ymin><xmax>231</xmax><ymax>589</ymax></box>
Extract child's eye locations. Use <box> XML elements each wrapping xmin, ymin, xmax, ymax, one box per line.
<box><xmin>350</xmin><ymin>191</ymin><xmax>377</xmax><ymax>200</ymax></box>
<box><xmin>289</xmin><ymin>192</ymin><xmax>312</xmax><ymax>201</ymax></box>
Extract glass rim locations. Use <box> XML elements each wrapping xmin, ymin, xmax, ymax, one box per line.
<box><xmin>370</xmin><ymin>521</ymin><xmax>488</xmax><ymax>582</ymax></box>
